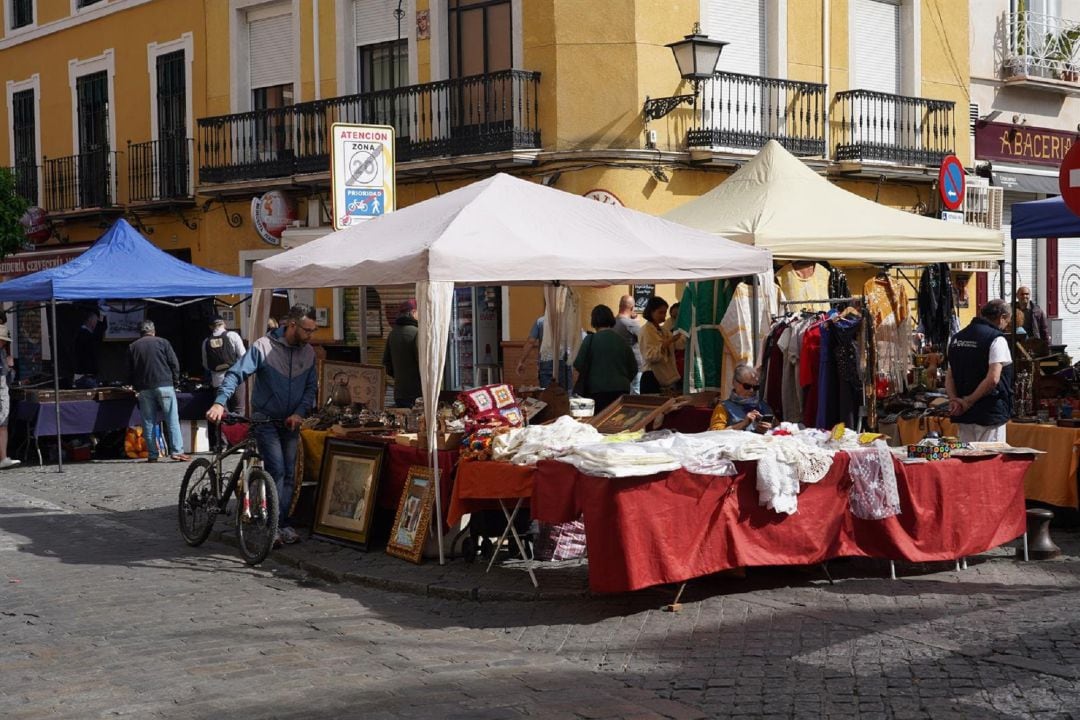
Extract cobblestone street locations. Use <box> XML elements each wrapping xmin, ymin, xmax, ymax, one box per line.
<box><xmin>2</xmin><ymin>458</ymin><xmax>1079</xmax><ymax>719</ymax></box>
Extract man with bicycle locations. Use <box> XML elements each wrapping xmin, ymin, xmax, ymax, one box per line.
<box><xmin>206</xmin><ymin>304</ymin><xmax>318</xmax><ymax>545</ymax></box>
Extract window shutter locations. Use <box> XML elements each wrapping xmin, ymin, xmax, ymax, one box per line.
<box><xmin>249</xmin><ymin>10</ymin><xmax>294</xmax><ymax>89</ymax></box>
<box><xmin>354</xmin><ymin>0</ymin><xmax>399</xmax><ymax>47</ymax></box>
<box><xmin>705</xmin><ymin>0</ymin><xmax>766</xmax><ymax>76</ymax></box>
<box><xmin>853</xmin><ymin>0</ymin><xmax>901</xmax><ymax>94</ymax></box>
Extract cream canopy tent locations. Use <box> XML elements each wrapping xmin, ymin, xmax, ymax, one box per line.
<box><xmin>663</xmin><ymin>140</ymin><xmax>1003</xmax><ymax>263</ymax></box>
<box><xmin>251</xmin><ymin>172</ymin><xmax>772</xmax><ymax>563</ymax></box>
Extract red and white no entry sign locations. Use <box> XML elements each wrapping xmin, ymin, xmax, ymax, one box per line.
<box><xmin>1058</xmin><ymin>141</ymin><xmax>1080</xmax><ymax>217</ymax></box>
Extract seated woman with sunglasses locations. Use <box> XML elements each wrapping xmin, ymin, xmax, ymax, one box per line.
<box><xmin>709</xmin><ymin>364</ymin><xmax>774</xmax><ymax>432</ymax></box>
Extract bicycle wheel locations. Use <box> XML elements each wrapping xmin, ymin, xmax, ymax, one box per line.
<box><xmin>178</xmin><ymin>458</ymin><xmax>218</xmax><ymax>546</ymax></box>
<box><xmin>236</xmin><ymin>468</ymin><xmax>279</xmax><ymax>565</ymax></box>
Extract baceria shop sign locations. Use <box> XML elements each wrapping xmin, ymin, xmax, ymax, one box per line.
<box><xmin>974</xmin><ymin>121</ymin><xmax>1078</xmax><ymax>167</ymax></box>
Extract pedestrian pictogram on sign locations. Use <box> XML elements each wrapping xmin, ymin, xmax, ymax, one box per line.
<box><xmin>1058</xmin><ymin>141</ymin><xmax>1080</xmax><ymax>217</ymax></box>
<box><xmin>937</xmin><ymin>155</ymin><xmax>965</xmax><ymax>212</ymax></box>
<box><xmin>330</xmin><ymin>123</ymin><xmax>395</xmax><ymax>229</ymax></box>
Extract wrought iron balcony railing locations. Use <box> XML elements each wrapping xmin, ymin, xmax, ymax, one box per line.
<box><xmin>1</xmin><ymin>163</ymin><xmax>39</xmax><ymax>206</ymax></box>
<box><xmin>833</xmin><ymin>89</ymin><xmax>955</xmax><ymax>166</ymax></box>
<box><xmin>42</xmin><ymin>147</ymin><xmax>118</xmax><ymax>212</ymax></box>
<box><xmin>198</xmin><ymin>69</ymin><xmax>541</xmax><ymax>184</ymax></box>
<box><xmin>128</xmin><ymin>138</ymin><xmax>193</xmax><ymax>203</ymax></box>
<box><xmin>1004</xmin><ymin>10</ymin><xmax>1080</xmax><ymax>80</ymax></box>
<box><xmin>687</xmin><ymin>71</ymin><xmax>827</xmax><ymax>156</ymax></box>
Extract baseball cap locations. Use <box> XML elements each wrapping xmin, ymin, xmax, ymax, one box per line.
<box><xmin>399</xmin><ymin>299</ymin><xmax>417</xmax><ymax>315</ymax></box>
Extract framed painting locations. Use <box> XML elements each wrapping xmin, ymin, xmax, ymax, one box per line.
<box><xmin>386</xmin><ymin>465</ymin><xmax>436</xmax><ymax>563</ymax></box>
<box><xmin>588</xmin><ymin>394</ymin><xmax>674</xmax><ymax>435</ymax></box>
<box><xmin>101</xmin><ymin>302</ymin><xmax>145</xmax><ymax>341</ymax></box>
<box><xmin>311</xmin><ymin>439</ymin><xmax>384</xmax><ymax>549</ymax></box>
<box><xmin>318</xmin><ymin>360</ymin><xmax>386</xmax><ymax>411</ymax></box>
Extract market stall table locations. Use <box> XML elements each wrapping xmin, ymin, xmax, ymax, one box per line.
<box><xmin>298</xmin><ymin>428</ymin><xmax>458</xmax><ymax>521</ymax></box>
<box><xmin>896</xmin><ymin>417</ymin><xmax>1079</xmax><ymax>508</ymax></box>
<box><xmin>14</xmin><ymin>390</ymin><xmax>216</xmax><ymax>463</ymax></box>
<box><xmin>531</xmin><ymin>453</ymin><xmax>1032</xmax><ymax>594</ymax></box>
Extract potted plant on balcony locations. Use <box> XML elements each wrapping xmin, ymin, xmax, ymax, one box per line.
<box><xmin>1051</xmin><ymin>27</ymin><xmax>1080</xmax><ymax>82</ymax></box>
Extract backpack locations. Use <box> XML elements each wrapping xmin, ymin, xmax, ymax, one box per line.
<box><xmin>205</xmin><ymin>332</ymin><xmax>241</xmax><ymax>372</ymax></box>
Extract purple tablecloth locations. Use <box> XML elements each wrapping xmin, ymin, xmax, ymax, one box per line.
<box><xmin>15</xmin><ymin>390</ymin><xmax>216</xmax><ymax>437</ymax></box>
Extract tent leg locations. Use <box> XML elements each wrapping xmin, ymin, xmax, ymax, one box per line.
<box><xmin>750</xmin><ymin>275</ymin><xmax>759</xmax><ymax>367</ymax></box>
<box><xmin>432</xmin><ymin>449</ymin><xmax>445</xmax><ymax>566</ymax></box>
<box><xmin>997</xmin><ymin>259</ymin><xmax>1005</xmax><ymax>300</ymax></box>
<box><xmin>50</xmin><ymin>299</ymin><xmax>63</xmax><ymax>473</ymax></box>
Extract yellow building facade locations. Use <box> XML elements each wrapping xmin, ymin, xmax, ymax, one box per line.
<box><xmin>1</xmin><ymin>0</ymin><xmax>981</xmax><ymax>386</ymax></box>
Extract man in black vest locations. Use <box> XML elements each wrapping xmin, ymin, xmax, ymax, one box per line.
<box><xmin>946</xmin><ymin>299</ymin><xmax>1014</xmax><ymax>443</ymax></box>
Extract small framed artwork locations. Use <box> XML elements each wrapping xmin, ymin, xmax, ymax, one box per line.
<box><xmin>101</xmin><ymin>302</ymin><xmax>146</xmax><ymax>341</ymax></box>
<box><xmin>315</xmin><ymin>307</ymin><xmax>329</xmax><ymax>327</ymax></box>
<box><xmin>588</xmin><ymin>394</ymin><xmax>675</xmax><ymax>434</ymax></box>
<box><xmin>311</xmin><ymin>439</ymin><xmax>384</xmax><ymax>549</ymax></box>
<box><xmin>386</xmin><ymin>465</ymin><xmax>436</xmax><ymax>563</ymax></box>
<box><xmin>318</xmin><ymin>360</ymin><xmax>386</xmax><ymax>411</ymax></box>
<box><xmin>218</xmin><ymin>308</ymin><xmax>237</xmax><ymax>328</ymax></box>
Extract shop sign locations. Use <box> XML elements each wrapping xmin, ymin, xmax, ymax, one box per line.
<box><xmin>19</xmin><ymin>206</ymin><xmax>51</xmax><ymax>245</ymax></box>
<box><xmin>974</xmin><ymin>121</ymin><xmax>1077</xmax><ymax>167</ymax></box>
<box><xmin>250</xmin><ymin>191</ymin><xmax>298</xmax><ymax>246</ymax></box>
<box><xmin>0</xmin><ymin>247</ymin><xmax>83</xmax><ymax>278</ymax></box>
<box><xmin>331</xmin><ymin>123</ymin><xmax>396</xmax><ymax>230</ymax></box>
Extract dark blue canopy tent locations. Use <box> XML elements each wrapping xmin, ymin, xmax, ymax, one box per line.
<box><xmin>1010</xmin><ymin>196</ymin><xmax>1080</xmax><ymax>241</ymax></box>
<box><xmin>0</xmin><ymin>218</ymin><xmax>252</xmax><ymax>469</ymax></box>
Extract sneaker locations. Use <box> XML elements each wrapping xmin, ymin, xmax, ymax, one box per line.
<box><xmin>273</xmin><ymin>533</ymin><xmax>284</xmax><ymax>549</ymax></box>
<box><xmin>0</xmin><ymin>458</ymin><xmax>20</xmax><ymax>469</ymax></box>
<box><xmin>279</xmin><ymin>526</ymin><xmax>300</xmax><ymax>545</ymax></box>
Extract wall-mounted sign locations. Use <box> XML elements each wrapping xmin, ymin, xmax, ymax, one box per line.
<box><xmin>331</xmin><ymin>123</ymin><xmax>396</xmax><ymax>229</ymax></box>
<box><xmin>0</xmin><ymin>247</ymin><xmax>83</xmax><ymax>278</ymax></box>
<box><xmin>632</xmin><ymin>284</ymin><xmax>655</xmax><ymax>314</ymax></box>
<box><xmin>1058</xmin><ymin>141</ymin><xmax>1080</xmax><ymax>217</ymax></box>
<box><xmin>251</xmin><ymin>191</ymin><xmax>298</xmax><ymax>246</ymax></box>
<box><xmin>19</xmin><ymin>206</ymin><xmax>50</xmax><ymax>245</ymax></box>
<box><xmin>974</xmin><ymin>121</ymin><xmax>1077</xmax><ymax>167</ymax></box>
<box><xmin>583</xmin><ymin>189</ymin><xmax>623</xmax><ymax>206</ymax></box>
<box><xmin>937</xmin><ymin>155</ymin><xmax>965</xmax><ymax>211</ymax></box>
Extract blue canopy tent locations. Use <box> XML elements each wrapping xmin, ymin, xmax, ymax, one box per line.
<box><xmin>1010</xmin><ymin>196</ymin><xmax>1079</xmax><ymax>241</ymax></box>
<box><xmin>0</xmin><ymin>218</ymin><xmax>253</xmax><ymax>468</ymax></box>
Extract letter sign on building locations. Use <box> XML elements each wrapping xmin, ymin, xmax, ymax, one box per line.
<box><xmin>331</xmin><ymin>123</ymin><xmax>396</xmax><ymax>230</ymax></box>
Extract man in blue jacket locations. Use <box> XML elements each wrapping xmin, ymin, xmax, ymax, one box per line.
<box><xmin>206</xmin><ymin>304</ymin><xmax>318</xmax><ymax>545</ymax></box>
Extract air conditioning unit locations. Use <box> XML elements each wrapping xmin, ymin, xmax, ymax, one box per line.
<box><xmin>958</xmin><ymin>182</ymin><xmax>1003</xmax><ymax>271</ymax></box>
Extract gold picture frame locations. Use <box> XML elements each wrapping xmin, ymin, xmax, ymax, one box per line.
<box><xmin>386</xmin><ymin>465</ymin><xmax>436</xmax><ymax>564</ymax></box>
<box><xmin>311</xmin><ymin>439</ymin><xmax>384</xmax><ymax>549</ymax></box>
<box><xmin>588</xmin><ymin>394</ymin><xmax>674</xmax><ymax>435</ymax></box>
<box><xmin>318</xmin><ymin>360</ymin><xmax>386</xmax><ymax>411</ymax></box>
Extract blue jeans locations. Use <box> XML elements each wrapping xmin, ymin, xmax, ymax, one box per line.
<box><xmin>138</xmin><ymin>386</ymin><xmax>183</xmax><ymax>458</ymax></box>
<box><xmin>252</xmin><ymin>421</ymin><xmax>299</xmax><ymax>527</ymax></box>
<box><xmin>538</xmin><ymin>360</ymin><xmax>572</xmax><ymax>389</ymax></box>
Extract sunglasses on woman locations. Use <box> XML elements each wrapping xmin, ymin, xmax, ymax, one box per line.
<box><xmin>740</xmin><ymin>382</ymin><xmax>760</xmax><ymax>391</ymax></box>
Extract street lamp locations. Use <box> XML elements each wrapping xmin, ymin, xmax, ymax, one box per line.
<box><xmin>643</xmin><ymin>24</ymin><xmax>728</xmax><ymax>121</ymax></box>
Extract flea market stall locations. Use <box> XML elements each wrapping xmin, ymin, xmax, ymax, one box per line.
<box><xmin>0</xmin><ymin>219</ymin><xmax>252</xmax><ymax>466</ymax></box>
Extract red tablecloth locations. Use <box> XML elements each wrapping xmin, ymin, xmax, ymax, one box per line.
<box><xmin>532</xmin><ymin>454</ymin><xmax>1031</xmax><ymax>594</ymax></box>
<box><xmin>447</xmin><ymin>461</ymin><xmax>536</xmax><ymax>526</ymax></box>
<box><xmin>381</xmin><ymin>443</ymin><xmax>458</xmax><ymax>519</ymax></box>
<box><xmin>659</xmin><ymin>405</ymin><xmax>713</xmax><ymax>434</ymax></box>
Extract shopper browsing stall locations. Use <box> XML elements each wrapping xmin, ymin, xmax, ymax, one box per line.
<box><xmin>945</xmin><ymin>299</ymin><xmax>1014</xmax><ymax>443</ymax></box>
<box><xmin>573</xmin><ymin>304</ymin><xmax>638</xmax><ymax>412</ymax></box>
<box><xmin>127</xmin><ymin>320</ymin><xmax>189</xmax><ymax>462</ymax></box>
<box><xmin>638</xmin><ymin>296</ymin><xmax>680</xmax><ymax>394</ymax></box>
<box><xmin>383</xmin><ymin>299</ymin><xmax>421</xmax><ymax>408</ymax></box>
<box><xmin>709</xmin><ymin>364</ymin><xmax>773</xmax><ymax>432</ymax></box>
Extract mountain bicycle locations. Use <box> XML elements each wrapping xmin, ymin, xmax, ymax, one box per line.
<box><xmin>177</xmin><ymin>414</ymin><xmax>279</xmax><ymax>565</ymax></box>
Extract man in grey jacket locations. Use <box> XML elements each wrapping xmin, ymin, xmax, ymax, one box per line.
<box><xmin>127</xmin><ymin>320</ymin><xmax>188</xmax><ymax>462</ymax></box>
<box><xmin>206</xmin><ymin>304</ymin><xmax>318</xmax><ymax>545</ymax></box>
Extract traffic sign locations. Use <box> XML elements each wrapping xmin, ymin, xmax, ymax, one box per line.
<box><xmin>1059</xmin><ymin>140</ymin><xmax>1080</xmax><ymax>217</ymax></box>
<box><xmin>331</xmin><ymin>123</ymin><xmax>396</xmax><ymax>229</ymax></box>
<box><xmin>937</xmin><ymin>154</ymin><xmax>965</xmax><ymax>211</ymax></box>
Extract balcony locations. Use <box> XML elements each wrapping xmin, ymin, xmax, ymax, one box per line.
<box><xmin>1</xmin><ymin>163</ymin><xmax>39</xmax><ymax>206</ymax></box>
<box><xmin>197</xmin><ymin>69</ymin><xmax>542</xmax><ymax>187</ymax></box>
<box><xmin>833</xmin><ymin>90</ymin><xmax>955</xmax><ymax>167</ymax></box>
<box><xmin>128</xmin><ymin>138</ymin><xmax>194</xmax><ymax>204</ymax></box>
<box><xmin>687</xmin><ymin>72</ymin><xmax>827</xmax><ymax>157</ymax></box>
<box><xmin>1003</xmin><ymin>11</ymin><xmax>1080</xmax><ymax>94</ymax></box>
<box><xmin>42</xmin><ymin>148</ymin><xmax>119</xmax><ymax>213</ymax></box>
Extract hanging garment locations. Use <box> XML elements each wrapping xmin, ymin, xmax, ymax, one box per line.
<box><xmin>864</xmin><ymin>276</ymin><xmax>912</xmax><ymax>395</ymax></box>
<box><xmin>826</xmin><ymin>264</ymin><xmax>852</xmax><ymax>311</ymax></box>
<box><xmin>676</xmin><ymin>280</ymin><xmax>736</xmax><ymax>392</ymax></box>
<box><xmin>799</xmin><ymin>322</ymin><xmax>823</xmax><ymax>427</ymax></box>
<box><xmin>718</xmin><ymin>272</ymin><xmax>777</xmax><ymax>398</ymax></box>
<box><xmin>777</xmin><ymin>263</ymin><xmax>831</xmax><ymax>312</ymax></box>
<box><xmin>761</xmin><ymin>322</ymin><xmax>787</xmax><ymax>415</ymax></box>
<box><xmin>827</xmin><ymin>313</ymin><xmax>864</xmax><ymax>428</ymax></box>
<box><xmin>847</xmin><ymin>441</ymin><xmax>901</xmax><ymax>520</ymax></box>
<box><xmin>917</xmin><ymin>263</ymin><xmax>955</xmax><ymax>349</ymax></box>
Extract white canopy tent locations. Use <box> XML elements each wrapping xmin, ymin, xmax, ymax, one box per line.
<box><xmin>663</xmin><ymin>140</ymin><xmax>1003</xmax><ymax>263</ymax></box>
<box><xmin>251</xmin><ymin>172</ymin><xmax>772</xmax><ymax>562</ymax></box>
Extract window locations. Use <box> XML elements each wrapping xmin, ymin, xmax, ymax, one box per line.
<box><xmin>76</xmin><ymin>0</ymin><xmax>104</xmax><ymax>7</ymax></box>
<box><xmin>252</xmin><ymin>83</ymin><xmax>293</xmax><ymax>161</ymax></box>
<box><xmin>448</xmin><ymin>0</ymin><xmax>512</xmax><ymax>78</ymax></box>
<box><xmin>10</xmin><ymin>0</ymin><xmax>32</xmax><ymax>28</ymax></box>
<box><xmin>11</xmin><ymin>88</ymin><xmax>36</xmax><ymax>203</ymax></box>
<box><xmin>156</xmin><ymin>50</ymin><xmax>187</xmax><ymax>198</ymax></box>
<box><xmin>357</xmin><ymin>39</ymin><xmax>407</xmax><ymax>93</ymax></box>
<box><xmin>76</xmin><ymin>70</ymin><xmax>109</xmax><ymax>207</ymax></box>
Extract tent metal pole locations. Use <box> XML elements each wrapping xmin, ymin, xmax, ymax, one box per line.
<box><xmin>749</xmin><ymin>275</ymin><xmax>759</xmax><ymax>366</ymax></box>
<box><xmin>50</xmin><ymin>298</ymin><xmax>62</xmax><ymax>473</ymax></box>
<box><xmin>1010</xmin><ymin>234</ymin><xmax>1018</xmax><ymax>380</ymax></box>
<box><xmin>432</xmin><ymin>447</ymin><xmax>445</xmax><ymax>565</ymax></box>
<box><xmin>997</xmin><ymin>259</ymin><xmax>1005</xmax><ymax>299</ymax></box>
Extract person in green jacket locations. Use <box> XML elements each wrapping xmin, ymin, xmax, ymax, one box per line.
<box><xmin>383</xmin><ymin>299</ymin><xmax>421</xmax><ymax>408</ymax></box>
<box><xmin>574</xmin><ymin>304</ymin><xmax>639</xmax><ymax>412</ymax></box>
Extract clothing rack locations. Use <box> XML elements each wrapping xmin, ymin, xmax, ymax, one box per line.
<box><xmin>778</xmin><ymin>295</ymin><xmax>864</xmax><ymax>307</ymax></box>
